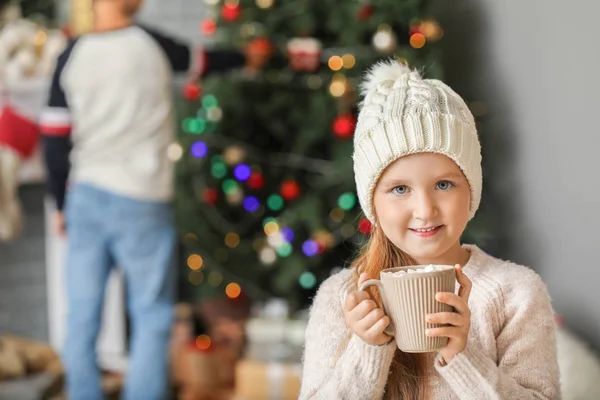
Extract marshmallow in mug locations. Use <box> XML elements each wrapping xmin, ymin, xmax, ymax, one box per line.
<box><xmin>385</xmin><ymin>265</ymin><xmax>451</xmax><ymax>277</ymax></box>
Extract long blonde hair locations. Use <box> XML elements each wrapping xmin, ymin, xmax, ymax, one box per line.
<box><xmin>346</xmin><ymin>225</ymin><xmax>432</xmax><ymax>399</ymax></box>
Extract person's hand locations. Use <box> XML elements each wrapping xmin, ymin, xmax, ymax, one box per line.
<box><xmin>343</xmin><ymin>273</ymin><xmax>392</xmax><ymax>346</ymax></box>
<box><xmin>53</xmin><ymin>211</ymin><xmax>66</xmax><ymax>236</ymax></box>
<box><xmin>425</xmin><ymin>264</ymin><xmax>472</xmax><ymax>364</ymax></box>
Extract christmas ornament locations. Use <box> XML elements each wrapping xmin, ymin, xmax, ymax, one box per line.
<box><xmin>183</xmin><ymin>82</ymin><xmax>202</xmax><ymax>101</ymax></box>
<box><xmin>245</xmin><ymin>37</ymin><xmax>273</xmax><ymax>72</ymax></box>
<box><xmin>372</xmin><ymin>26</ymin><xmax>397</xmax><ymax>53</ymax></box>
<box><xmin>358</xmin><ymin>218</ymin><xmax>373</xmax><ymax>235</ymax></box>
<box><xmin>247</xmin><ymin>172</ymin><xmax>264</xmax><ymax>190</ymax></box>
<box><xmin>280</xmin><ymin>180</ymin><xmax>300</xmax><ymax>201</ymax></box>
<box><xmin>332</xmin><ymin>114</ymin><xmax>356</xmax><ymax>139</ymax></box>
<box><xmin>287</xmin><ymin>38</ymin><xmax>322</xmax><ymax>72</ymax></box>
<box><xmin>203</xmin><ymin>188</ymin><xmax>218</xmax><ymax>206</ymax></box>
<box><xmin>221</xmin><ymin>4</ymin><xmax>241</xmax><ymax>22</ymax></box>
<box><xmin>409</xmin><ymin>24</ymin><xmax>422</xmax><ymax>37</ymax></box>
<box><xmin>315</xmin><ymin>240</ymin><xmax>326</xmax><ymax>254</ymax></box>
<box><xmin>358</xmin><ymin>4</ymin><xmax>374</xmax><ymax>21</ymax></box>
<box><xmin>201</xmin><ymin>19</ymin><xmax>217</xmax><ymax>36</ymax></box>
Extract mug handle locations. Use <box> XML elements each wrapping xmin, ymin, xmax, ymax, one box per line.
<box><xmin>359</xmin><ymin>279</ymin><xmax>394</xmax><ymax>337</ymax></box>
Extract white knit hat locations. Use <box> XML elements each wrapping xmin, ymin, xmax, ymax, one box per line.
<box><xmin>353</xmin><ymin>59</ymin><xmax>482</xmax><ymax>223</ymax></box>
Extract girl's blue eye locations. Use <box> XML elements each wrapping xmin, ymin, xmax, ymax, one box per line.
<box><xmin>392</xmin><ymin>185</ymin><xmax>409</xmax><ymax>195</ymax></box>
<box><xmin>436</xmin><ymin>180</ymin><xmax>455</xmax><ymax>191</ymax></box>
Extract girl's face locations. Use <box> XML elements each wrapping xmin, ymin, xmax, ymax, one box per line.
<box><xmin>373</xmin><ymin>153</ymin><xmax>471</xmax><ymax>265</ymax></box>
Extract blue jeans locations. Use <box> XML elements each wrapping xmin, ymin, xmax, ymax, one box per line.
<box><xmin>63</xmin><ymin>184</ymin><xmax>176</xmax><ymax>400</ymax></box>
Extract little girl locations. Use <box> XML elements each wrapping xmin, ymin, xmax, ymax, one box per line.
<box><xmin>299</xmin><ymin>60</ymin><xmax>560</xmax><ymax>399</ymax></box>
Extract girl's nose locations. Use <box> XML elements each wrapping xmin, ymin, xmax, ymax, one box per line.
<box><xmin>412</xmin><ymin>192</ymin><xmax>438</xmax><ymax>221</ymax></box>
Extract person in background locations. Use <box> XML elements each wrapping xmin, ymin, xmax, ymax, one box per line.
<box><xmin>39</xmin><ymin>1</ymin><xmax>267</xmax><ymax>399</ymax></box>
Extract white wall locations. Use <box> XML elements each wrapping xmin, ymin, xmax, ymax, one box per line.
<box><xmin>54</xmin><ymin>0</ymin><xmax>209</xmax><ymax>42</ymax></box>
<box><xmin>136</xmin><ymin>0</ymin><xmax>209</xmax><ymax>43</ymax></box>
<box><xmin>434</xmin><ymin>0</ymin><xmax>600</xmax><ymax>350</ymax></box>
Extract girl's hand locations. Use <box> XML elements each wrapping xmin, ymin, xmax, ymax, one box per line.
<box><xmin>343</xmin><ymin>273</ymin><xmax>392</xmax><ymax>346</ymax></box>
<box><xmin>425</xmin><ymin>264</ymin><xmax>472</xmax><ymax>364</ymax></box>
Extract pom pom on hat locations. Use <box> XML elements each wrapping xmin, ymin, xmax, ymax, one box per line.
<box><xmin>359</xmin><ymin>59</ymin><xmax>418</xmax><ymax>98</ymax></box>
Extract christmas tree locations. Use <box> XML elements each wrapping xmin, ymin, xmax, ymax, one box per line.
<box><xmin>175</xmin><ymin>0</ymin><xmax>452</xmax><ymax>311</ymax></box>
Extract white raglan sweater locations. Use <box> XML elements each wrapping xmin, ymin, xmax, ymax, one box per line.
<box><xmin>299</xmin><ymin>245</ymin><xmax>561</xmax><ymax>399</ymax></box>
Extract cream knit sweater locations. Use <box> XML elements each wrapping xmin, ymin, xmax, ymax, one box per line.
<box><xmin>299</xmin><ymin>245</ymin><xmax>561</xmax><ymax>399</ymax></box>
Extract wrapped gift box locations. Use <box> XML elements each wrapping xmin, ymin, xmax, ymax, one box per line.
<box><xmin>234</xmin><ymin>303</ymin><xmax>307</xmax><ymax>400</ymax></box>
<box><xmin>172</xmin><ymin>342</ymin><xmax>236</xmax><ymax>400</ymax></box>
<box><xmin>234</xmin><ymin>358</ymin><xmax>302</xmax><ymax>400</ymax></box>
<box><xmin>234</xmin><ymin>323</ymin><xmax>305</xmax><ymax>400</ymax></box>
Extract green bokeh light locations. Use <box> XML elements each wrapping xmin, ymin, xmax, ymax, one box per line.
<box><xmin>299</xmin><ymin>272</ymin><xmax>317</xmax><ymax>289</ymax></box>
<box><xmin>202</xmin><ymin>95</ymin><xmax>218</xmax><ymax>109</ymax></box>
<box><xmin>276</xmin><ymin>243</ymin><xmax>293</xmax><ymax>257</ymax></box>
<box><xmin>182</xmin><ymin>118</ymin><xmax>206</xmax><ymax>134</ymax></box>
<box><xmin>267</xmin><ymin>194</ymin><xmax>284</xmax><ymax>211</ymax></box>
<box><xmin>338</xmin><ymin>192</ymin><xmax>356</xmax><ymax>211</ymax></box>
<box><xmin>222</xmin><ymin>179</ymin><xmax>239</xmax><ymax>194</ymax></box>
<box><xmin>211</xmin><ymin>162</ymin><xmax>227</xmax><ymax>179</ymax></box>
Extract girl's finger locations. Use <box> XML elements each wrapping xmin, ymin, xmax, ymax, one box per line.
<box><xmin>426</xmin><ymin>312</ymin><xmax>464</xmax><ymax>327</ymax></box>
<box><xmin>344</xmin><ymin>290</ymin><xmax>370</xmax><ymax>312</ymax></box>
<box><xmin>365</xmin><ymin>315</ymin><xmax>391</xmax><ymax>338</ymax></box>
<box><xmin>435</xmin><ymin>292</ymin><xmax>469</xmax><ymax>315</ymax></box>
<box><xmin>350</xmin><ymin>299</ymin><xmax>378</xmax><ymax>320</ymax></box>
<box><xmin>425</xmin><ymin>326</ymin><xmax>465</xmax><ymax>338</ymax></box>
<box><xmin>357</xmin><ymin>273</ymin><xmax>369</xmax><ymax>289</ymax></box>
<box><xmin>455</xmin><ymin>264</ymin><xmax>472</xmax><ymax>302</ymax></box>
<box><xmin>357</xmin><ymin>308</ymin><xmax>386</xmax><ymax>331</ymax></box>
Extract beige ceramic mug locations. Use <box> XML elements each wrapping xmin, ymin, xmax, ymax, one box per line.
<box><xmin>359</xmin><ymin>265</ymin><xmax>456</xmax><ymax>353</ymax></box>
